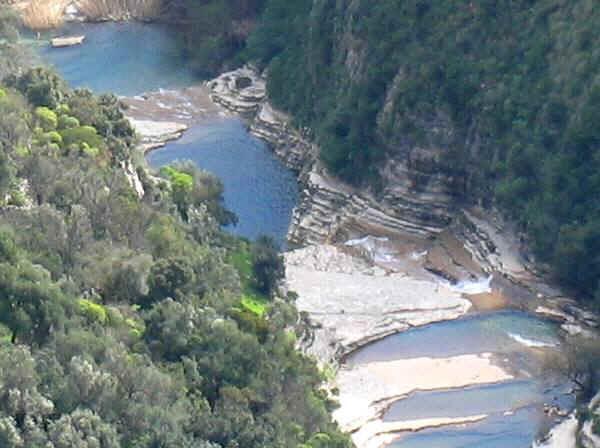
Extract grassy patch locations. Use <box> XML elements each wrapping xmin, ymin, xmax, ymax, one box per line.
<box><xmin>229</xmin><ymin>241</ymin><xmax>270</xmax><ymax>317</ymax></box>
<box><xmin>229</xmin><ymin>241</ymin><xmax>254</xmax><ymax>288</ymax></box>
<box><xmin>241</xmin><ymin>294</ymin><xmax>268</xmax><ymax>317</ymax></box>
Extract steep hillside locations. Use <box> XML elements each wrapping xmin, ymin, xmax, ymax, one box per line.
<box><xmin>0</xmin><ymin>12</ymin><xmax>350</xmax><ymax>447</ymax></box>
<box><xmin>245</xmin><ymin>0</ymin><xmax>600</xmax><ymax>302</ymax></box>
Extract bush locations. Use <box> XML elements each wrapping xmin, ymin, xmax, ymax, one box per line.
<box><xmin>58</xmin><ymin>114</ymin><xmax>80</xmax><ymax>129</ymax></box>
<box><xmin>251</xmin><ymin>235</ymin><xmax>284</xmax><ymax>296</ymax></box>
<box><xmin>9</xmin><ymin>67</ymin><xmax>66</xmax><ymax>108</ymax></box>
<box><xmin>60</xmin><ymin>125</ymin><xmax>103</xmax><ymax>148</ymax></box>
<box><xmin>56</xmin><ymin>103</ymin><xmax>70</xmax><ymax>114</ymax></box>
<box><xmin>45</xmin><ymin>131</ymin><xmax>63</xmax><ymax>145</ymax></box>
<box><xmin>35</xmin><ymin>106</ymin><xmax>58</xmax><ymax>131</ymax></box>
<box><xmin>78</xmin><ymin>298</ymin><xmax>108</xmax><ymax>324</ymax></box>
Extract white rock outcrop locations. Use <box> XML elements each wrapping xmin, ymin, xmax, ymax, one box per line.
<box><xmin>285</xmin><ymin>244</ymin><xmax>471</xmax><ymax>362</ymax></box>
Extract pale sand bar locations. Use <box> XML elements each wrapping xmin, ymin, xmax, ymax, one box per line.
<box><xmin>334</xmin><ymin>353</ymin><xmax>513</xmax><ymax>447</ymax></box>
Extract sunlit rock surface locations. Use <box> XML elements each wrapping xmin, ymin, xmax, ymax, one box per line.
<box><xmin>285</xmin><ymin>244</ymin><xmax>471</xmax><ymax>362</ymax></box>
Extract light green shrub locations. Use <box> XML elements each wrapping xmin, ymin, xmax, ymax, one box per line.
<box><xmin>35</xmin><ymin>106</ymin><xmax>58</xmax><ymax>131</ymax></box>
<box><xmin>7</xmin><ymin>189</ymin><xmax>26</xmax><ymax>207</ymax></box>
<box><xmin>160</xmin><ymin>166</ymin><xmax>194</xmax><ymax>191</ymax></box>
<box><xmin>14</xmin><ymin>146</ymin><xmax>29</xmax><ymax>157</ymax></box>
<box><xmin>59</xmin><ymin>125</ymin><xmax>103</xmax><ymax>148</ymax></box>
<box><xmin>82</xmin><ymin>145</ymin><xmax>100</xmax><ymax>157</ymax></box>
<box><xmin>55</xmin><ymin>103</ymin><xmax>70</xmax><ymax>114</ymax></box>
<box><xmin>58</xmin><ymin>114</ymin><xmax>80</xmax><ymax>129</ymax></box>
<box><xmin>78</xmin><ymin>298</ymin><xmax>108</xmax><ymax>324</ymax></box>
<box><xmin>45</xmin><ymin>131</ymin><xmax>63</xmax><ymax>145</ymax></box>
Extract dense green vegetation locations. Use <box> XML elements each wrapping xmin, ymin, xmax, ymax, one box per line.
<box><xmin>0</xmin><ymin>12</ymin><xmax>350</xmax><ymax>448</ymax></box>
<box><xmin>243</xmin><ymin>0</ymin><xmax>600</xmax><ymax>303</ymax></box>
<box><xmin>163</xmin><ymin>0</ymin><xmax>266</xmax><ymax>76</ymax></box>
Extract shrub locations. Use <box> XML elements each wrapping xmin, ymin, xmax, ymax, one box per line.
<box><xmin>82</xmin><ymin>145</ymin><xmax>100</xmax><ymax>157</ymax></box>
<box><xmin>58</xmin><ymin>115</ymin><xmax>80</xmax><ymax>129</ymax></box>
<box><xmin>251</xmin><ymin>236</ymin><xmax>284</xmax><ymax>296</ymax></box>
<box><xmin>7</xmin><ymin>189</ymin><xmax>26</xmax><ymax>207</ymax></box>
<box><xmin>14</xmin><ymin>146</ymin><xmax>29</xmax><ymax>157</ymax></box>
<box><xmin>9</xmin><ymin>68</ymin><xmax>66</xmax><ymax>108</ymax></box>
<box><xmin>35</xmin><ymin>106</ymin><xmax>58</xmax><ymax>131</ymax></box>
<box><xmin>60</xmin><ymin>125</ymin><xmax>103</xmax><ymax>148</ymax></box>
<box><xmin>56</xmin><ymin>103</ymin><xmax>70</xmax><ymax>114</ymax></box>
<box><xmin>45</xmin><ymin>131</ymin><xmax>63</xmax><ymax>145</ymax></box>
<box><xmin>0</xmin><ymin>88</ymin><xmax>5</xmax><ymax>99</ymax></box>
<box><xmin>78</xmin><ymin>298</ymin><xmax>108</xmax><ymax>324</ymax></box>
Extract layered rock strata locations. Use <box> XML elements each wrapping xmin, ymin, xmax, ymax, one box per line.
<box><xmin>207</xmin><ymin>68</ymin><xmax>455</xmax><ymax>244</ymax></box>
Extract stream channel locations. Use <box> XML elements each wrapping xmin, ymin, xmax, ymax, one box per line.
<box><xmin>37</xmin><ymin>22</ymin><xmax>573</xmax><ymax>447</ymax></box>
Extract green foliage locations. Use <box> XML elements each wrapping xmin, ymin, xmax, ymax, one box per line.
<box><xmin>34</xmin><ymin>106</ymin><xmax>58</xmax><ymax>131</ymax></box>
<box><xmin>165</xmin><ymin>0</ymin><xmax>267</xmax><ymax>76</ymax></box>
<box><xmin>0</xmin><ymin>52</ymin><xmax>349</xmax><ymax>448</ymax></box>
<box><xmin>78</xmin><ymin>298</ymin><xmax>108</xmax><ymax>324</ymax></box>
<box><xmin>58</xmin><ymin>114</ymin><xmax>80</xmax><ymax>129</ymax></box>
<box><xmin>0</xmin><ymin>228</ymin><xmax>18</xmax><ymax>263</ymax></box>
<box><xmin>240</xmin><ymin>294</ymin><xmax>267</xmax><ymax>316</ymax></box>
<box><xmin>59</xmin><ymin>125</ymin><xmax>103</xmax><ymax>148</ymax></box>
<box><xmin>7</xmin><ymin>67</ymin><xmax>66</xmax><ymax>108</ymax></box>
<box><xmin>251</xmin><ymin>235</ymin><xmax>284</xmax><ymax>296</ymax></box>
<box><xmin>160</xmin><ymin>162</ymin><xmax>237</xmax><ymax>224</ymax></box>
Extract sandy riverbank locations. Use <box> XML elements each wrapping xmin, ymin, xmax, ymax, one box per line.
<box><xmin>334</xmin><ymin>353</ymin><xmax>513</xmax><ymax>447</ymax></box>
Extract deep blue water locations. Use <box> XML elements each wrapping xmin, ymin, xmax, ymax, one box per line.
<box><xmin>146</xmin><ymin>120</ymin><xmax>298</xmax><ymax>247</ymax></box>
<box><xmin>37</xmin><ymin>22</ymin><xmax>195</xmax><ymax>95</ymax></box>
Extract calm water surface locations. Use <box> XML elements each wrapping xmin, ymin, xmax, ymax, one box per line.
<box><xmin>349</xmin><ymin>311</ymin><xmax>571</xmax><ymax>447</ymax></box>
<box><xmin>38</xmin><ymin>22</ymin><xmax>194</xmax><ymax>95</ymax></box>
<box><xmin>347</xmin><ymin>311</ymin><xmax>560</xmax><ymax>365</ymax></box>
<box><xmin>146</xmin><ymin>119</ymin><xmax>298</xmax><ymax>246</ymax></box>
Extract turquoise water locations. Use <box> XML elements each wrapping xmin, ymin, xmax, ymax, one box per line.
<box><xmin>146</xmin><ymin>120</ymin><xmax>298</xmax><ymax>246</ymax></box>
<box><xmin>37</xmin><ymin>22</ymin><xmax>195</xmax><ymax>95</ymax></box>
<box><xmin>384</xmin><ymin>381</ymin><xmax>546</xmax><ymax>422</ymax></box>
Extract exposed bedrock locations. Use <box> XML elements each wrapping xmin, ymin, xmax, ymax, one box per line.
<box><xmin>284</xmin><ymin>244</ymin><xmax>471</xmax><ymax>363</ymax></box>
<box><xmin>208</xmin><ymin>67</ymin><xmax>456</xmax><ymax>245</ymax></box>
